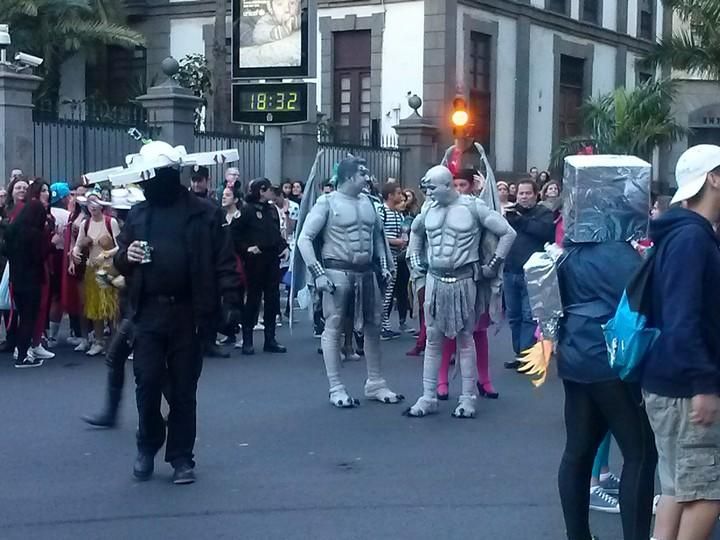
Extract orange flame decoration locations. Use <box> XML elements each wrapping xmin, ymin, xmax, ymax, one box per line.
<box><xmin>518</xmin><ymin>339</ymin><xmax>554</xmax><ymax>387</ymax></box>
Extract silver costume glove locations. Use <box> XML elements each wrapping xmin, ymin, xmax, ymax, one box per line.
<box><xmin>481</xmin><ymin>255</ymin><xmax>504</xmax><ymax>279</ymax></box>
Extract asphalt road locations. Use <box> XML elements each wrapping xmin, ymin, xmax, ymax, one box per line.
<box><xmin>1</xmin><ymin>320</ymin><xmax>717</xmax><ymax>540</ymax></box>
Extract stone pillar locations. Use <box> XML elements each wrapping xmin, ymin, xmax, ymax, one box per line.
<box><xmin>0</xmin><ymin>64</ymin><xmax>41</xmax><ymax>182</ymax></box>
<box><xmin>422</xmin><ymin>0</ymin><xmax>458</xmax><ymax>155</ymax></box>
<box><xmin>136</xmin><ymin>57</ymin><xmax>201</xmax><ymax>153</ymax></box>
<box><xmin>282</xmin><ymin>121</ymin><xmax>319</xmax><ymax>183</ymax></box>
<box><xmin>394</xmin><ymin>98</ymin><xmax>438</xmax><ymax>189</ymax></box>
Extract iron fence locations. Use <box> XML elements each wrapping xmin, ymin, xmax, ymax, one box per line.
<box><xmin>194</xmin><ymin>131</ymin><xmax>264</xmax><ymax>193</ymax></box>
<box><xmin>317</xmin><ymin>138</ymin><xmax>403</xmax><ymax>185</ymax></box>
<box><xmin>32</xmin><ymin>103</ymin><xmax>157</xmax><ymax>183</ymax></box>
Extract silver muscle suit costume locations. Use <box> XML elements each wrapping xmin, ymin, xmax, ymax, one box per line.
<box><xmin>405</xmin><ymin>165</ymin><xmax>516</xmax><ymax>418</ymax></box>
<box><xmin>296</xmin><ymin>157</ymin><xmax>404</xmax><ymax>408</ymax></box>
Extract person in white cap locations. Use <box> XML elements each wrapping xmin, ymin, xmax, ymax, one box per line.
<box><xmin>641</xmin><ymin>144</ymin><xmax>720</xmax><ymax>540</ymax></box>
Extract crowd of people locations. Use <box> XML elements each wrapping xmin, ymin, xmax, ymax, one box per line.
<box><xmin>3</xmin><ymin>135</ymin><xmax>718</xmax><ymax>540</ymax></box>
<box><xmin>0</xmin><ymin>166</ymin><xmax>311</xmax><ymax>368</ymax></box>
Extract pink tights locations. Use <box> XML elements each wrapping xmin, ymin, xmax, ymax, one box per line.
<box><xmin>437</xmin><ymin>312</ymin><xmax>495</xmax><ymax>395</ymax></box>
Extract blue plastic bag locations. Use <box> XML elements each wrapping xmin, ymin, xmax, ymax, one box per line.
<box><xmin>602</xmin><ymin>249</ymin><xmax>659</xmax><ymax>381</ymax></box>
<box><xmin>603</xmin><ymin>291</ymin><xmax>660</xmax><ymax>381</ymax></box>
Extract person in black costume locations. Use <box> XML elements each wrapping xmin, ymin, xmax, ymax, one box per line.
<box><xmin>189</xmin><ymin>165</ymin><xmax>230</xmax><ymax>359</ymax></box>
<box><xmin>114</xmin><ymin>165</ymin><xmax>241</xmax><ymax>485</ymax></box>
<box><xmin>233</xmin><ymin>177</ymin><xmax>287</xmax><ymax>355</ymax></box>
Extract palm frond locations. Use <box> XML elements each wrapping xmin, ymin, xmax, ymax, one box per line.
<box><xmin>648</xmin><ymin>31</ymin><xmax>720</xmax><ymax>77</ymax></box>
<box><xmin>56</xmin><ymin>19</ymin><xmax>145</xmax><ymax>48</ymax></box>
<box><xmin>3</xmin><ymin>0</ymin><xmax>39</xmax><ymax>18</ymax></box>
<box><xmin>662</xmin><ymin>0</ymin><xmax>720</xmax><ymax>24</ymax></box>
<box><xmin>552</xmin><ymin>79</ymin><xmax>687</xmax><ymax>168</ymax></box>
<box><xmin>550</xmin><ymin>135</ymin><xmax>597</xmax><ymax>172</ymax></box>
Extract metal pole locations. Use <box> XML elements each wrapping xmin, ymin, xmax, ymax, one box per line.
<box><xmin>263</xmin><ymin>125</ymin><xmax>282</xmax><ymax>185</ymax></box>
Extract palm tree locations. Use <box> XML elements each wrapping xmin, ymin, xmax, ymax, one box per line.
<box><xmin>647</xmin><ymin>0</ymin><xmax>720</xmax><ymax>78</ymax></box>
<box><xmin>3</xmin><ymin>0</ymin><xmax>145</xmax><ymax>107</ymax></box>
<box><xmin>550</xmin><ymin>79</ymin><xmax>688</xmax><ymax>171</ymax></box>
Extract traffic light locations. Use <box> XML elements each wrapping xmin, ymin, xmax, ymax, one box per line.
<box><xmin>450</xmin><ymin>96</ymin><xmax>470</xmax><ymax>139</ymax></box>
<box><xmin>451</xmin><ymin>96</ymin><xmax>469</xmax><ymax>136</ymax></box>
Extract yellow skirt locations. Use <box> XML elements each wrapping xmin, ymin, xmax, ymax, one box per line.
<box><xmin>83</xmin><ymin>267</ymin><xmax>119</xmax><ymax>321</ymax></box>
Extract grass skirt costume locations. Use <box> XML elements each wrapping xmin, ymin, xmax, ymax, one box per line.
<box><xmin>84</xmin><ymin>266</ymin><xmax>118</xmax><ymax>321</ymax></box>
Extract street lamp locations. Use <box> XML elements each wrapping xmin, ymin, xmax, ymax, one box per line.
<box><xmin>0</xmin><ymin>24</ymin><xmax>11</xmax><ymax>65</ymax></box>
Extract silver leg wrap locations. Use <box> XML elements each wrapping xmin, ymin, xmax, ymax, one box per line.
<box><xmin>404</xmin><ymin>326</ymin><xmax>442</xmax><ymax>417</ymax></box>
<box><xmin>321</xmin><ymin>271</ymin><xmax>358</xmax><ymax>408</ymax></box>
<box><xmin>452</xmin><ymin>330</ymin><xmax>478</xmax><ymax>418</ymax></box>
<box><xmin>364</xmin><ymin>321</ymin><xmax>404</xmax><ymax>404</ymax></box>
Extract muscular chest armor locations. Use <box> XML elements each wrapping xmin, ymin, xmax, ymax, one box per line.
<box><xmin>321</xmin><ymin>193</ymin><xmax>376</xmax><ymax>265</ymax></box>
<box><xmin>425</xmin><ymin>197</ymin><xmax>481</xmax><ymax>270</ymax></box>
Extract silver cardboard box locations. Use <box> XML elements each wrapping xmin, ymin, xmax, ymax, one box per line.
<box><xmin>562</xmin><ymin>155</ymin><xmax>651</xmax><ymax>243</ymax></box>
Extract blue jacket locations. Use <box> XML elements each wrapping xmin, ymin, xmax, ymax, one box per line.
<box><xmin>557</xmin><ymin>241</ymin><xmax>641</xmax><ymax>383</ymax></box>
<box><xmin>642</xmin><ymin>207</ymin><xmax>720</xmax><ymax>398</ymax></box>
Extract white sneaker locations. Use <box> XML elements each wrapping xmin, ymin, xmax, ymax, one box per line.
<box><xmin>66</xmin><ymin>336</ymin><xmax>82</xmax><ymax>346</ymax></box>
<box><xmin>31</xmin><ymin>345</ymin><xmax>55</xmax><ymax>360</ymax></box>
<box><xmin>74</xmin><ymin>339</ymin><xmax>90</xmax><ymax>353</ymax></box>
<box><xmin>86</xmin><ymin>343</ymin><xmax>105</xmax><ymax>357</ymax></box>
<box><xmin>234</xmin><ymin>336</ymin><xmax>243</xmax><ymax>349</ymax></box>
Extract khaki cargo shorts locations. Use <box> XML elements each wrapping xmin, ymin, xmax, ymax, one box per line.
<box><xmin>644</xmin><ymin>392</ymin><xmax>720</xmax><ymax>502</ymax></box>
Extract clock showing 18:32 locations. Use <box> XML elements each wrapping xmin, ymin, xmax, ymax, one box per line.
<box><xmin>232</xmin><ymin>82</ymin><xmax>310</xmax><ymax>125</ymax></box>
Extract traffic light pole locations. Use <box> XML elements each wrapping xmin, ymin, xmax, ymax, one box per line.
<box><xmin>264</xmin><ymin>125</ymin><xmax>283</xmax><ymax>185</ymax></box>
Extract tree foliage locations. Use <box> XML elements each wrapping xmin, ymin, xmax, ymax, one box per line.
<box><xmin>173</xmin><ymin>53</ymin><xmax>213</xmax><ymax>130</ymax></box>
<box><xmin>2</xmin><ymin>0</ymin><xmax>145</xmax><ymax>104</ymax></box>
<box><xmin>646</xmin><ymin>0</ymin><xmax>720</xmax><ymax>78</ymax></box>
<box><xmin>551</xmin><ymin>79</ymin><xmax>689</xmax><ymax>171</ymax></box>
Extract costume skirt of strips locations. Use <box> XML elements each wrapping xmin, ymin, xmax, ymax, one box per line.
<box><xmin>424</xmin><ymin>273</ymin><xmax>480</xmax><ymax>339</ymax></box>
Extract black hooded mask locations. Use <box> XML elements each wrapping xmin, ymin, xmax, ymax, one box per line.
<box><xmin>143</xmin><ymin>167</ymin><xmax>183</xmax><ymax>206</ymax></box>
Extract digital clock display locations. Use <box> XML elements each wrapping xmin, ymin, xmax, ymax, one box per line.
<box><xmin>238</xmin><ymin>90</ymin><xmax>301</xmax><ymax>112</ymax></box>
<box><xmin>232</xmin><ymin>82</ymin><xmax>312</xmax><ymax>125</ymax></box>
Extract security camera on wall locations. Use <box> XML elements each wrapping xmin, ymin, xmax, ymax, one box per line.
<box><xmin>14</xmin><ymin>52</ymin><xmax>43</xmax><ymax>68</ymax></box>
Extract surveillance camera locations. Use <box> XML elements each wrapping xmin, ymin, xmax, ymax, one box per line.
<box><xmin>14</xmin><ymin>52</ymin><xmax>43</xmax><ymax>68</ymax></box>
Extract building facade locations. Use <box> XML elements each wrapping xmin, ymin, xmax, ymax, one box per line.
<box><xmin>69</xmin><ymin>0</ymin><xmax>669</xmax><ymax>177</ymax></box>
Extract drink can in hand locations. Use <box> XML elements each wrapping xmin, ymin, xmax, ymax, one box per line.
<box><xmin>138</xmin><ymin>241</ymin><xmax>153</xmax><ymax>264</ymax></box>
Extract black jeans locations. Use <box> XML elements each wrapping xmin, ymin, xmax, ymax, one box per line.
<box><xmin>134</xmin><ymin>300</ymin><xmax>202</xmax><ymax>467</ymax></box>
<box><xmin>13</xmin><ymin>289</ymin><xmax>40</xmax><ymax>361</ymax></box>
<box><xmin>107</xmin><ymin>318</ymin><xmax>134</xmax><ymax>390</ymax></box>
<box><xmin>393</xmin><ymin>256</ymin><xmax>410</xmax><ymax>323</ymax></box>
<box><xmin>558</xmin><ymin>379</ymin><xmax>657</xmax><ymax>540</ymax></box>
<box><xmin>242</xmin><ymin>252</ymin><xmax>281</xmax><ymax>341</ymax></box>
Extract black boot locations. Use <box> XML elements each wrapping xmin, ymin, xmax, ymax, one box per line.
<box><xmin>241</xmin><ymin>329</ymin><xmax>254</xmax><ymax>355</ymax></box>
<box><xmin>205</xmin><ymin>343</ymin><xmax>230</xmax><ymax>359</ymax></box>
<box><xmin>264</xmin><ymin>330</ymin><xmax>287</xmax><ymax>353</ymax></box>
<box><xmin>133</xmin><ymin>453</ymin><xmax>154</xmax><ymax>481</ymax></box>
<box><xmin>82</xmin><ymin>386</ymin><xmax>122</xmax><ymax>428</ymax></box>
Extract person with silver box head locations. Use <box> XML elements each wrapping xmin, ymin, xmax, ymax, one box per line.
<box><xmin>554</xmin><ymin>155</ymin><xmax>657</xmax><ymax>540</ymax></box>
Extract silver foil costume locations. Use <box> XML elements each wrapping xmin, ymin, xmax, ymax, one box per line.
<box><xmin>296</xmin><ymin>157</ymin><xmax>403</xmax><ymax>408</ymax></box>
<box><xmin>405</xmin><ymin>165</ymin><xmax>516</xmax><ymax>418</ymax></box>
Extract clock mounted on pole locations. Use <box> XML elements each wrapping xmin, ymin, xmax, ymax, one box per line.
<box><xmin>232</xmin><ymin>0</ymin><xmax>317</xmax><ymax>185</ymax></box>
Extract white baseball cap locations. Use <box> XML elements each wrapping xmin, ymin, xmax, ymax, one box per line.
<box><xmin>672</xmin><ymin>144</ymin><xmax>720</xmax><ymax>205</ymax></box>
